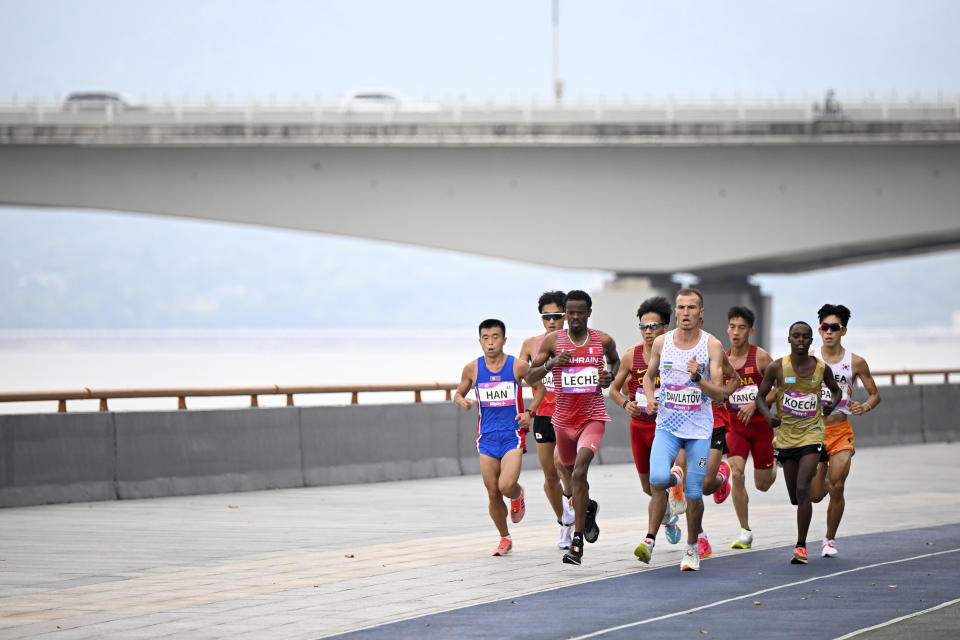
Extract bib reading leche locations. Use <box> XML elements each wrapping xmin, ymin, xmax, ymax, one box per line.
<box><xmin>820</xmin><ymin>383</ymin><xmax>850</xmax><ymax>409</ymax></box>
<box><xmin>561</xmin><ymin>366</ymin><xmax>599</xmax><ymax>394</ymax></box>
<box><xmin>662</xmin><ymin>384</ymin><xmax>703</xmax><ymax>412</ymax></box>
<box><xmin>477</xmin><ymin>381</ymin><xmax>517</xmax><ymax>408</ymax></box>
<box><xmin>728</xmin><ymin>384</ymin><xmax>758</xmax><ymax>410</ymax></box>
<box><xmin>782</xmin><ymin>390</ymin><xmax>819</xmax><ymax>418</ymax></box>
<box><xmin>635</xmin><ymin>387</ymin><xmax>661</xmax><ymax>411</ymax></box>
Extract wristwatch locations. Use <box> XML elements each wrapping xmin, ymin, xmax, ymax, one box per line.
<box><xmin>690</xmin><ymin>371</ymin><xmax>702</xmax><ymax>383</ymax></box>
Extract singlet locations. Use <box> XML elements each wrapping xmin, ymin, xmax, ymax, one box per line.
<box><xmin>533</xmin><ymin>333</ymin><xmax>556</xmax><ymax>417</ymax></box>
<box><xmin>626</xmin><ymin>345</ymin><xmax>659</xmax><ymax>427</ymax></box>
<box><xmin>813</xmin><ymin>347</ymin><xmax>852</xmax><ymax>416</ymax></box>
<box><xmin>551</xmin><ymin>328</ymin><xmax>611</xmax><ymax>430</ymax></box>
<box><xmin>725</xmin><ymin>344</ymin><xmax>769</xmax><ymax>428</ymax></box>
<box><xmin>474</xmin><ymin>355</ymin><xmax>524</xmax><ymax>435</ymax></box>
<box><xmin>773</xmin><ymin>355</ymin><xmax>826</xmax><ymax>449</ymax></box>
<box><xmin>655</xmin><ymin>330</ymin><xmax>714</xmax><ymax>439</ymax></box>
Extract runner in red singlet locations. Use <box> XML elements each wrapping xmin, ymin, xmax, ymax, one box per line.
<box><xmin>723</xmin><ymin>306</ymin><xmax>776</xmax><ymax>550</ymax></box>
<box><xmin>519</xmin><ymin>291</ymin><xmax>575</xmax><ymax>550</ymax></box>
<box><xmin>527</xmin><ymin>290</ymin><xmax>620</xmax><ymax>566</ymax></box>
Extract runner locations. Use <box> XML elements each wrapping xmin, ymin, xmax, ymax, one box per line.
<box><xmin>632</xmin><ymin>288</ymin><xmax>730</xmax><ymax>571</ymax></box>
<box><xmin>724</xmin><ymin>306</ymin><xmax>777</xmax><ymax>550</ymax></box>
<box><xmin>755</xmin><ymin>321</ymin><xmax>842</xmax><ymax>564</ymax></box>
<box><xmin>608</xmin><ymin>296</ymin><xmax>683</xmax><ymax>547</ymax></box>
<box><xmin>518</xmin><ymin>291</ymin><xmax>576</xmax><ymax>550</ymax></box>
<box><xmin>453</xmin><ymin>318</ymin><xmax>541</xmax><ymax>556</ymax></box>
<box><xmin>810</xmin><ymin>304</ymin><xmax>881</xmax><ymax>558</ymax></box>
<box><xmin>526</xmin><ymin>290</ymin><xmax>620</xmax><ymax>566</ymax></box>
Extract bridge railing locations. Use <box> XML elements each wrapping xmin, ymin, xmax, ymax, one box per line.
<box><xmin>0</xmin><ymin>368</ymin><xmax>957</xmax><ymax>413</ymax></box>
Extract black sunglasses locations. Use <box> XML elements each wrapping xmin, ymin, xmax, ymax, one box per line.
<box><xmin>541</xmin><ymin>313</ymin><xmax>565</xmax><ymax>321</ymax></box>
<box><xmin>820</xmin><ymin>322</ymin><xmax>844</xmax><ymax>332</ymax></box>
<box><xmin>639</xmin><ymin>321</ymin><xmax>665</xmax><ymax>331</ymax></box>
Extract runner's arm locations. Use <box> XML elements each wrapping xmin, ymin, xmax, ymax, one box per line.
<box><xmin>453</xmin><ymin>361</ymin><xmax>477</xmax><ymax>411</ymax></box>
<box><xmin>608</xmin><ymin>347</ymin><xmax>635</xmax><ymax>415</ymax></box>
<box><xmin>599</xmin><ymin>333</ymin><xmax>620</xmax><ymax>389</ymax></box>
<box><xmin>822</xmin><ymin>364</ymin><xmax>842</xmax><ymax>417</ymax></box>
<box><xmin>720</xmin><ymin>351</ymin><xmax>741</xmax><ymax>396</ymax></box>
<box><xmin>692</xmin><ymin>337</ymin><xmax>727</xmax><ymax>403</ymax></box>
<box><xmin>848</xmin><ymin>354</ymin><xmax>881</xmax><ymax>416</ymax></box>
<box><xmin>755</xmin><ymin>360</ymin><xmax>782</xmax><ymax>427</ymax></box>
<box><xmin>643</xmin><ymin>336</ymin><xmax>664</xmax><ymax>413</ymax></box>
<box><xmin>514</xmin><ymin>359</ymin><xmax>536</xmax><ymax>427</ymax></box>
<box><xmin>525</xmin><ymin>332</ymin><xmax>557</xmax><ymax>385</ymax></box>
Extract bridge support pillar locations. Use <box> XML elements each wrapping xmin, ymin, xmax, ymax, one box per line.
<box><xmin>693</xmin><ymin>275</ymin><xmax>772</xmax><ymax>352</ymax></box>
<box><xmin>589</xmin><ymin>275</ymin><xmax>678</xmax><ymax>351</ymax></box>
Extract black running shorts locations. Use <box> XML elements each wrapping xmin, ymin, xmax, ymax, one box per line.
<box><xmin>532</xmin><ymin>415</ymin><xmax>557</xmax><ymax>444</ymax></box>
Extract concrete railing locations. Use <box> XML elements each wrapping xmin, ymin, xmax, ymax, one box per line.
<box><xmin>1</xmin><ymin>384</ymin><xmax>957</xmax><ymax>508</ymax></box>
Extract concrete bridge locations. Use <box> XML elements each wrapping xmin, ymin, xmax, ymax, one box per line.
<box><xmin>2</xmin><ymin>98</ymin><xmax>959</xmax><ymax>344</ymax></box>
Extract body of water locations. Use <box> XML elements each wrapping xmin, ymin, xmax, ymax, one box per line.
<box><xmin>1</xmin><ymin>327</ymin><xmax>958</xmax><ymax>413</ymax></box>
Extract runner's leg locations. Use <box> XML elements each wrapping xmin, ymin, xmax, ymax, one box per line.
<box><xmin>479</xmin><ymin>454</ymin><xmax>508</xmax><ymax>537</ymax></box>
<box><xmin>825</xmin><ymin>450</ymin><xmax>853</xmax><ymax>540</ymax></box>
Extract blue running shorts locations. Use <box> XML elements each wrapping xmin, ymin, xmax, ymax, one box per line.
<box><xmin>477</xmin><ymin>429</ymin><xmax>527</xmax><ymax>459</ymax></box>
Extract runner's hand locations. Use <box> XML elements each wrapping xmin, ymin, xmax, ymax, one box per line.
<box><xmin>738</xmin><ymin>402</ymin><xmax>757</xmax><ymax>424</ymax></box>
<box><xmin>515</xmin><ymin>411</ymin><xmax>531</xmax><ymax>428</ymax></box>
<box><xmin>625</xmin><ymin>401</ymin><xmax>644</xmax><ymax>418</ymax></box>
<box><xmin>848</xmin><ymin>400</ymin><xmax>868</xmax><ymax>415</ymax></box>
<box><xmin>646</xmin><ymin>396</ymin><xmax>659</xmax><ymax>415</ymax></box>
<box><xmin>553</xmin><ymin>350</ymin><xmax>572</xmax><ymax>367</ymax></box>
<box><xmin>686</xmin><ymin>357</ymin><xmax>700</xmax><ymax>378</ymax></box>
<box><xmin>767</xmin><ymin>413</ymin><xmax>781</xmax><ymax>429</ymax></box>
<box><xmin>599</xmin><ymin>369</ymin><xmax>613</xmax><ymax>389</ymax></box>
<box><xmin>455</xmin><ymin>396</ymin><xmax>475</xmax><ymax>411</ymax></box>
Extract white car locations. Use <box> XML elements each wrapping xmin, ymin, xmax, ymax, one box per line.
<box><xmin>338</xmin><ymin>89</ymin><xmax>438</xmax><ymax>113</ymax></box>
<box><xmin>62</xmin><ymin>92</ymin><xmax>144</xmax><ymax>112</ymax></box>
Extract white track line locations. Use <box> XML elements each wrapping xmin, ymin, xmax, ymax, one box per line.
<box><xmin>569</xmin><ymin>547</ymin><xmax>960</xmax><ymax>640</ymax></box>
<box><xmin>832</xmin><ymin>597</ymin><xmax>960</xmax><ymax>639</ymax></box>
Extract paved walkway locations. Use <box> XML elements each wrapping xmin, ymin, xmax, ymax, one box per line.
<box><xmin>1</xmin><ymin>442</ymin><xmax>958</xmax><ymax>639</ymax></box>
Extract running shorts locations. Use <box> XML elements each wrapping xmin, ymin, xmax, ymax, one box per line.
<box><xmin>477</xmin><ymin>429</ymin><xmax>526</xmax><ymax>459</ymax></box>
<box><xmin>710</xmin><ymin>426</ymin><xmax>728</xmax><ymax>453</ymax></box>
<box><xmin>649</xmin><ymin>430</ymin><xmax>711</xmax><ymax>500</ymax></box>
<box><xmin>774</xmin><ymin>443</ymin><xmax>823</xmax><ymax>464</ymax></box>
<box><xmin>726</xmin><ymin>422</ymin><xmax>775</xmax><ymax>470</ymax></box>
<box><xmin>555</xmin><ymin>420</ymin><xmax>605</xmax><ymax>467</ymax></box>
<box><xmin>630</xmin><ymin>423</ymin><xmax>657</xmax><ymax>475</ymax></box>
<box><xmin>532</xmin><ymin>414</ymin><xmax>557</xmax><ymax>444</ymax></box>
<box><xmin>823</xmin><ymin>419</ymin><xmax>855</xmax><ymax>458</ymax></box>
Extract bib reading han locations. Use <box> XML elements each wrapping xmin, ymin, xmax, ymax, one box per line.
<box><xmin>477</xmin><ymin>381</ymin><xmax>517</xmax><ymax>407</ymax></box>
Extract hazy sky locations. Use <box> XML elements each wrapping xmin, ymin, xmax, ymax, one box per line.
<box><xmin>2</xmin><ymin>1</ymin><xmax>959</xmax><ymax>331</ymax></box>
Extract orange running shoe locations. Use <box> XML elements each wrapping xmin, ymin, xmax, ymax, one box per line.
<box><xmin>493</xmin><ymin>537</ymin><xmax>513</xmax><ymax>556</ymax></box>
<box><xmin>669</xmin><ymin>465</ymin><xmax>686</xmax><ymax>515</ymax></box>
<box><xmin>509</xmin><ymin>485</ymin><xmax>526</xmax><ymax>523</ymax></box>
<box><xmin>790</xmin><ymin>546</ymin><xmax>808</xmax><ymax>564</ymax></box>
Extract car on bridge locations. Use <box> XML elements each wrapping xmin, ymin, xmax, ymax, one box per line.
<box><xmin>338</xmin><ymin>89</ymin><xmax>438</xmax><ymax>113</ymax></box>
<box><xmin>62</xmin><ymin>92</ymin><xmax>144</xmax><ymax>112</ymax></box>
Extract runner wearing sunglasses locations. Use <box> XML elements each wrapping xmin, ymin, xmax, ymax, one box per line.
<box><xmin>608</xmin><ymin>296</ymin><xmax>685</xmax><ymax>551</ymax></box>
<box><xmin>810</xmin><ymin>304</ymin><xmax>881</xmax><ymax>558</ymax></box>
<box><xmin>519</xmin><ymin>291</ymin><xmax>576</xmax><ymax>550</ymax></box>
<box><xmin>526</xmin><ymin>290</ymin><xmax>620</xmax><ymax>566</ymax></box>
<box><xmin>723</xmin><ymin>306</ymin><xmax>777</xmax><ymax>551</ymax></box>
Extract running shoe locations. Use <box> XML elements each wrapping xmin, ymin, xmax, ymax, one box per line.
<box><xmin>821</xmin><ymin>538</ymin><xmax>838</xmax><ymax>558</ymax></box>
<box><xmin>634</xmin><ymin>537</ymin><xmax>655</xmax><ymax>564</ymax></box>
<box><xmin>509</xmin><ymin>485</ymin><xmax>526</xmax><ymax>523</ymax></box>
<box><xmin>697</xmin><ymin>534</ymin><xmax>712</xmax><ymax>559</ymax></box>
<box><xmin>557</xmin><ymin>523</ymin><xmax>573</xmax><ymax>550</ymax></box>
<box><xmin>492</xmin><ymin>537</ymin><xmax>512</xmax><ymax>556</ymax></box>
<box><xmin>660</xmin><ymin>501</ymin><xmax>674</xmax><ymax>525</ymax></box>
<box><xmin>584</xmin><ymin>499</ymin><xmax>600</xmax><ymax>543</ymax></box>
<box><xmin>665</xmin><ymin>514</ymin><xmax>682</xmax><ymax>545</ymax></box>
<box><xmin>669</xmin><ymin>466</ymin><xmax>687</xmax><ymax>515</ymax></box>
<box><xmin>731</xmin><ymin>528</ymin><xmax>753</xmax><ymax>549</ymax></box>
<box><xmin>562</xmin><ymin>494</ymin><xmax>575</xmax><ymax>526</ymax></box>
<box><xmin>712</xmin><ymin>460</ymin><xmax>731</xmax><ymax>504</ymax></box>
<box><xmin>681</xmin><ymin>545</ymin><xmax>700</xmax><ymax>571</ymax></box>
<box><xmin>790</xmin><ymin>546</ymin><xmax>808</xmax><ymax>564</ymax></box>
<box><xmin>563</xmin><ymin>535</ymin><xmax>584</xmax><ymax>565</ymax></box>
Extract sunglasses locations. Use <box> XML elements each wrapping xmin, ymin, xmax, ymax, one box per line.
<box><xmin>639</xmin><ymin>321</ymin><xmax>665</xmax><ymax>331</ymax></box>
<box><xmin>541</xmin><ymin>313</ymin><xmax>565</xmax><ymax>321</ymax></box>
<box><xmin>820</xmin><ymin>322</ymin><xmax>844</xmax><ymax>332</ymax></box>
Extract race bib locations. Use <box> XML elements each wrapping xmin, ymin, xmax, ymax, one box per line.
<box><xmin>561</xmin><ymin>367</ymin><xmax>599</xmax><ymax>393</ymax></box>
<box><xmin>635</xmin><ymin>387</ymin><xmax>660</xmax><ymax>413</ymax></box>
<box><xmin>781</xmin><ymin>390</ymin><xmax>819</xmax><ymax>417</ymax></box>
<box><xmin>477</xmin><ymin>381</ymin><xmax>516</xmax><ymax>407</ymax></box>
<box><xmin>662</xmin><ymin>383</ymin><xmax>703</xmax><ymax>412</ymax></box>
<box><xmin>543</xmin><ymin>370</ymin><xmax>555</xmax><ymax>389</ymax></box>
<box><xmin>728</xmin><ymin>384</ymin><xmax>758</xmax><ymax>410</ymax></box>
<box><xmin>820</xmin><ymin>383</ymin><xmax>850</xmax><ymax>408</ymax></box>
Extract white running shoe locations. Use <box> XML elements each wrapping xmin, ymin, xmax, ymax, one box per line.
<box><xmin>561</xmin><ymin>495</ymin><xmax>575</xmax><ymax>526</ymax></box>
<box><xmin>822</xmin><ymin>538</ymin><xmax>838</xmax><ymax>557</ymax></box>
<box><xmin>660</xmin><ymin>501</ymin><xmax>674</xmax><ymax>525</ymax></box>
<box><xmin>557</xmin><ymin>523</ymin><xmax>573</xmax><ymax>550</ymax></box>
<box><xmin>731</xmin><ymin>528</ymin><xmax>753</xmax><ymax>550</ymax></box>
<box><xmin>681</xmin><ymin>545</ymin><xmax>700</xmax><ymax>571</ymax></box>
<box><xmin>669</xmin><ymin>466</ymin><xmax>687</xmax><ymax>515</ymax></box>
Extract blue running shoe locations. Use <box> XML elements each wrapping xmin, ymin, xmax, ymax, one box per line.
<box><xmin>665</xmin><ymin>514</ymin><xmax>682</xmax><ymax>545</ymax></box>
